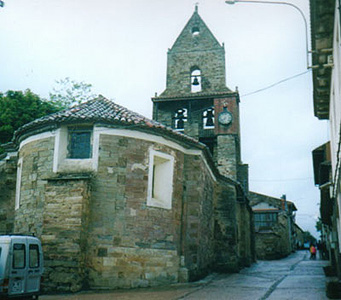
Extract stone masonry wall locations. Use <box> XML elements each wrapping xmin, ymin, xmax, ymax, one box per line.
<box><xmin>165</xmin><ymin>51</ymin><xmax>227</xmax><ymax>96</ymax></box>
<box><xmin>216</xmin><ymin>135</ymin><xmax>238</xmax><ymax>180</ymax></box>
<box><xmin>14</xmin><ymin>137</ymin><xmax>55</xmax><ymax>236</ymax></box>
<box><xmin>162</xmin><ymin>11</ymin><xmax>227</xmax><ymax>97</ymax></box>
<box><xmin>42</xmin><ymin>178</ymin><xmax>90</xmax><ymax>292</ymax></box>
<box><xmin>182</xmin><ymin>154</ymin><xmax>215</xmax><ymax>281</ymax></box>
<box><xmin>236</xmin><ymin>201</ymin><xmax>253</xmax><ymax>267</ymax></box>
<box><xmin>86</xmin><ymin>134</ymin><xmax>184</xmax><ymax>289</ymax></box>
<box><xmin>213</xmin><ymin>182</ymin><xmax>239</xmax><ymax>272</ymax></box>
<box><xmin>0</xmin><ymin>154</ymin><xmax>17</xmax><ymax>234</ymax></box>
<box><xmin>11</xmin><ymin>129</ymin><xmax>242</xmax><ymax>292</ymax></box>
<box><xmin>254</xmin><ymin>213</ymin><xmax>291</xmax><ymax>260</ymax></box>
<box><xmin>249</xmin><ymin>192</ymin><xmax>292</xmax><ymax>260</ymax></box>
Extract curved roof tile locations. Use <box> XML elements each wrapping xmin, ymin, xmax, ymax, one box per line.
<box><xmin>14</xmin><ymin>95</ymin><xmax>200</xmax><ymax>148</ymax></box>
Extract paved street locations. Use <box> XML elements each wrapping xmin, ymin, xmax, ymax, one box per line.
<box><xmin>42</xmin><ymin>250</ymin><xmax>330</xmax><ymax>300</ymax></box>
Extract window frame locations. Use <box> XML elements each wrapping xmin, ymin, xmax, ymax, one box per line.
<box><xmin>12</xmin><ymin>243</ymin><xmax>26</xmax><ymax>269</ymax></box>
<box><xmin>29</xmin><ymin>244</ymin><xmax>40</xmax><ymax>268</ymax></box>
<box><xmin>173</xmin><ymin>108</ymin><xmax>188</xmax><ymax>131</ymax></box>
<box><xmin>254</xmin><ymin>211</ymin><xmax>278</xmax><ymax>231</ymax></box>
<box><xmin>191</xmin><ymin>69</ymin><xmax>202</xmax><ymax>93</ymax></box>
<box><xmin>147</xmin><ymin>150</ymin><xmax>174</xmax><ymax>209</ymax></box>
<box><xmin>202</xmin><ymin>107</ymin><xmax>215</xmax><ymax>129</ymax></box>
<box><xmin>15</xmin><ymin>157</ymin><xmax>23</xmax><ymax>210</ymax></box>
<box><xmin>67</xmin><ymin>126</ymin><xmax>93</xmax><ymax>159</ymax></box>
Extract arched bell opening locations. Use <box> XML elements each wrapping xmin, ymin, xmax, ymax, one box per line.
<box><xmin>190</xmin><ymin>69</ymin><xmax>202</xmax><ymax>93</ymax></box>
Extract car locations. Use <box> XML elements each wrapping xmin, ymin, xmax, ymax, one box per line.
<box><xmin>0</xmin><ymin>235</ymin><xmax>44</xmax><ymax>299</ymax></box>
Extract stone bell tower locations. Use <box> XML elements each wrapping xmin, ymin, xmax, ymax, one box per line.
<box><xmin>152</xmin><ymin>5</ymin><xmax>246</xmax><ymax>182</ymax></box>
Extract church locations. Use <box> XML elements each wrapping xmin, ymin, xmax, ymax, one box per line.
<box><xmin>0</xmin><ymin>7</ymin><xmax>254</xmax><ymax>292</ymax></box>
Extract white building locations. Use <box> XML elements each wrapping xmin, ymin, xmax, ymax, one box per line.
<box><xmin>311</xmin><ymin>0</ymin><xmax>341</xmax><ymax>296</ymax></box>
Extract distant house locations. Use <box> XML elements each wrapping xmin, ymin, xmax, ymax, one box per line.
<box><xmin>249</xmin><ymin>192</ymin><xmax>297</xmax><ymax>260</ymax></box>
<box><xmin>294</xmin><ymin>223</ymin><xmax>305</xmax><ymax>249</ymax></box>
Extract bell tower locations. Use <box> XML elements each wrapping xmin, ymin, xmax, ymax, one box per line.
<box><xmin>152</xmin><ymin>6</ymin><xmax>246</xmax><ymax>182</ymax></box>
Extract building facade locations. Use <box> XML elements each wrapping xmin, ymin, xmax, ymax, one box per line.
<box><xmin>249</xmin><ymin>192</ymin><xmax>297</xmax><ymax>260</ymax></box>
<box><xmin>310</xmin><ymin>1</ymin><xmax>341</xmax><ymax>294</ymax></box>
<box><xmin>152</xmin><ymin>6</ymin><xmax>248</xmax><ymax>186</ymax></box>
<box><xmin>0</xmin><ymin>97</ymin><xmax>254</xmax><ymax>292</ymax></box>
<box><xmin>0</xmin><ymin>7</ymin><xmax>258</xmax><ymax>293</ymax></box>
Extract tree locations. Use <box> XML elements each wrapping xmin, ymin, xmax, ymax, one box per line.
<box><xmin>49</xmin><ymin>77</ymin><xmax>97</xmax><ymax>108</ymax></box>
<box><xmin>0</xmin><ymin>89</ymin><xmax>61</xmax><ymax>153</ymax></box>
<box><xmin>316</xmin><ymin>217</ymin><xmax>323</xmax><ymax>234</ymax></box>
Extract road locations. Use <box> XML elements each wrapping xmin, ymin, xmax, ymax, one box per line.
<box><xmin>42</xmin><ymin>250</ymin><xmax>329</xmax><ymax>300</ymax></box>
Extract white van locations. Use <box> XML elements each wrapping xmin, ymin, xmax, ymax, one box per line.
<box><xmin>0</xmin><ymin>235</ymin><xmax>44</xmax><ymax>299</ymax></box>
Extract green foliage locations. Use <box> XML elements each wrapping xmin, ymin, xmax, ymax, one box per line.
<box><xmin>316</xmin><ymin>217</ymin><xmax>322</xmax><ymax>233</ymax></box>
<box><xmin>0</xmin><ymin>78</ymin><xmax>95</xmax><ymax>155</ymax></box>
<box><xmin>0</xmin><ymin>89</ymin><xmax>61</xmax><ymax>147</ymax></box>
<box><xmin>49</xmin><ymin>77</ymin><xmax>96</xmax><ymax>108</ymax></box>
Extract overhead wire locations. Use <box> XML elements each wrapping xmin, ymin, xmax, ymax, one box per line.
<box><xmin>241</xmin><ymin>69</ymin><xmax>311</xmax><ymax>97</ymax></box>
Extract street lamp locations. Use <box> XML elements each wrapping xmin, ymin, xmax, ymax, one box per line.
<box><xmin>225</xmin><ymin>0</ymin><xmax>310</xmax><ymax>69</ymax></box>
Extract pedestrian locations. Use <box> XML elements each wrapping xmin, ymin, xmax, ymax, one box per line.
<box><xmin>310</xmin><ymin>244</ymin><xmax>316</xmax><ymax>260</ymax></box>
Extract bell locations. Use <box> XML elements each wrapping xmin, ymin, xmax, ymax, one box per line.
<box><xmin>192</xmin><ymin>76</ymin><xmax>199</xmax><ymax>86</ymax></box>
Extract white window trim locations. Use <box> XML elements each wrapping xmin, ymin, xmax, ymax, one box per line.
<box><xmin>15</xmin><ymin>157</ymin><xmax>23</xmax><ymax>210</ymax></box>
<box><xmin>203</xmin><ymin>107</ymin><xmax>215</xmax><ymax>129</ymax></box>
<box><xmin>147</xmin><ymin>150</ymin><xmax>174</xmax><ymax>209</ymax></box>
<box><xmin>53</xmin><ymin>126</ymin><xmax>98</xmax><ymax>173</ymax></box>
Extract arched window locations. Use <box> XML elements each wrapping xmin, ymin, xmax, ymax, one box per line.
<box><xmin>203</xmin><ymin>107</ymin><xmax>214</xmax><ymax>129</ymax></box>
<box><xmin>191</xmin><ymin>69</ymin><xmax>202</xmax><ymax>93</ymax></box>
<box><xmin>192</xmin><ymin>26</ymin><xmax>200</xmax><ymax>36</ymax></box>
<box><xmin>174</xmin><ymin>108</ymin><xmax>187</xmax><ymax>131</ymax></box>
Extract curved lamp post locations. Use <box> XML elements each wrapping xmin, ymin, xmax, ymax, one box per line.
<box><xmin>225</xmin><ymin>0</ymin><xmax>310</xmax><ymax>69</ymax></box>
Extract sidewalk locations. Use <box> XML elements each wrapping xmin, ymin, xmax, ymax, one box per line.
<box><xmin>41</xmin><ymin>251</ymin><xmax>330</xmax><ymax>300</ymax></box>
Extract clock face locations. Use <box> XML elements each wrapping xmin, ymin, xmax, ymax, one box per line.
<box><xmin>218</xmin><ymin>111</ymin><xmax>233</xmax><ymax>125</ymax></box>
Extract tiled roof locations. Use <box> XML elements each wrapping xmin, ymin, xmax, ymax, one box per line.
<box><xmin>7</xmin><ymin>95</ymin><xmax>242</xmax><ymax>189</ymax></box>
<box><xmin>14</xmin><ymin>95</ymin><xmax>200</xmax><ymax>147</ymax></box>
<box><xmin>152</xmin><ymin>90</ymin><xmax>234</xmax><ymax>102</ymax></box>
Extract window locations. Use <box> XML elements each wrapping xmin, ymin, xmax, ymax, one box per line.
<box><xmin>174</xmin><ymin>108</ymin><xmax>187</xmax><ymax>131</ymax></box>
<box><xmin>13</xmin><ymin>243</ymin><xmax>25</xmax><ymax>269</ymax></box>
<box><xmin>67</xmin><ymin>127</ymin><xmax>92</xmax><ymax>159</ymax></box>
<box><xmin>254</xmin><ymin>212</ymin><xmax>278</xmax><ymax>231</ymax></box>
<box><xmin>192</xmin><ymin>26</ymin><xmax>200</xmax><ymax>36</ymax></box>
<box><xmin>191</xmin><ymin>69</ymin><xmax>202</xmax><ymax>93</ymax></box>
<box><xmin>203</xmin><ymin>107</ymin><xmax>215</xmax><ymax>129</ymax></box>
<box><xmin>29</xmin><ymin>244</ymin><xmax>39</xmax><ymax>268</ymax></box>
<box><xmin>147</xmin><ymin>150</ymin><xmax>174</xmax><ymax>209</ymax></box>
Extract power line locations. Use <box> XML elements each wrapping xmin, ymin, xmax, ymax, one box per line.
<box><xmin>250</xmin><ymin>177</ymin><xmax>313</xmax><ymax>182</ymax></box>
<box><xmin>241</xmin><ymin>70</ymin><xmax>311</xmax><ymax>97</ymax></box>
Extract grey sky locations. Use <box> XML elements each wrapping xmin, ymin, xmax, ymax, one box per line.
<box><xmin>0</xmin><ymin>0</ymin><xmax>328</xmax><ymax>237</ymax></box>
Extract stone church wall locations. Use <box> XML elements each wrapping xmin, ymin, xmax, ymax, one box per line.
<box><xmin>86</xmin><ymin>133</ymin><xmax>183</xmax><ymax>289</ymax></box>
<box><xmin>0</xmin><ymin>153</ymin><xmax>16</xmax><ymax>234</ymax></box>
<box><xmin>165</xmin><ymin>50</ymin><xmax>227</xmax><ymax>96</ymax></box>
<box><xmin>181</xmin><ymin>154</ymin><xmax>215</xmax><ymax>281</ymax></box>
<box><xmin>14</xmin><ymin>136</ymin><xmax>55</xmax><ymax>236</ymax></box>
<box><xmin>236</xmin><ymin>200</ymin><xmax>254</xmax><ymax>267</ymax></box>
<box><xmin>213</xmin><ymin>182</ymin><xmax>239</xmax><ymax>272</ymax></box>
<box><xmin>42</xmin><ymin>178</ymin><xmax>90</xmax><ymax>292</ymax></box>
<box><xmin>8</xmin><ymin>126</ymin><xmax>245</xmax><ymax>292</ymax></box>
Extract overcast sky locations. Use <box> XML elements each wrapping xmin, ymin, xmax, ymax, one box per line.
<box><xmin>0</xmin><ymin>0</ymin><xmax>329</xmax><ymax>237</ymax></box>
